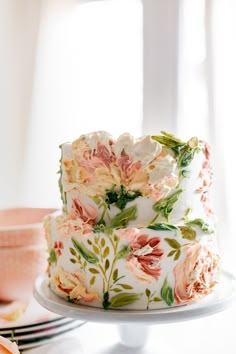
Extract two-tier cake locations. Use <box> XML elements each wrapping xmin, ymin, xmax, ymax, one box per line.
<box><xmin>44</xmin><ymin>131</ymin><xmax>219</xmax><ymax>310</ymax></box>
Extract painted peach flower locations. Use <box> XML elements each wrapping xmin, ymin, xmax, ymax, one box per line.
<box><xmin>56</xmin><ymin>214</ymin><xmax>92</xmax><ymax>238</ymax></box>
<box><xmin>70</xmin><ymin>133</ymin><xmax>118</xmax><ymax>194</ymax></box>
<box><xmin>0</xmin><ymin>336</ymin><xmax>19</xmax><ymax>354</ymax></box>
<box><xmin>174</xmin><ymin>242</ymin><xmax>219</xmax><ymax>304</ymax></box>
<box><xmin>51</xmin><ymin>267</ymin><xmax>99</xmax><ymax>302</ymax></box>
<box><xmin>145</xmin><ymin>148</ymin><xmax>178</xmax><ymax>201</ymax></box>
<box><xmin>116</xmin><ymin>150</ymin><xmax>149</xmax><ymax>190</ymax></box>
<box><xmin>61</xmin><ymin>132</ymin><xmax>180</xmax><ymax>202</ymax></box>
<box><xmin>127</xmin><ymin>234</ymin><xmax>164</xmax><ymax>282</ymax></box>
<box><xmin>71</xmin><ymin>197</ymin><xmax>97</xmax><ymax>225</ymax></box>
<box><xmin>0</xmin><ymin>301</ymin><xmax>27</xmax><ymax>323</ymax></box>
<box><xmin>117</xmin><ymin>228</ymin><xmax>139</xmax><ymax>243</ymax></box>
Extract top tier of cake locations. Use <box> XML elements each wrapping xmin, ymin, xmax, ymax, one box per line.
<box><xmin>59</xmin><ymin>131</ymin><xmax>214</xmax><ymax>231</ymax></box>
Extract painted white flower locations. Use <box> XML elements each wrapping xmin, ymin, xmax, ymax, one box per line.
<box><xmin>113</xmin><ymin>133</ymin><xmax>162</xmax><ymax>167</ymax></box>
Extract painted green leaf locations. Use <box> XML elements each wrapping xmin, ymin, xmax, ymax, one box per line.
<box><xmin>118</xmin><ymin>284</ymin><xmax>133</xmax><ymax>290</ymax></box>
<box><xmin>179</xmin><ymin>147</ymin><xmax>198</xmax><ymax>168</ymax></box>
<box><xmin>185</xmin><ymin>218</ymin><xmax>213</xmax><ymax>234</ymax></box>
<box><xmin>114</xmin><ymin>275</ymin><xmax>125</xmax><ymax>284</ymax></box>
<box><xmin>66</xmin><ymin>296</ymin><xmax>74</xmax><ymax>303</ymax></box>
<box><xmin>48</xmin><ymin>249</ymin><xmax>57</xmax><ymax>265</ymax></box>
<box><xmin>93</xmin><ymin>245</ymin><xmax>100</xmax><ymax>255</ymax></box>
<box><xmin>153</xmin><ymin>190</ymin><xmax>183</xmax><ymax>220</ymax></box>
<box><xmin>89</xmin><ymin>268</ymin><xmax>100</xmax><ymax>274</ymax></box>
<box><xmin>71</xmin><ymin>238</ymin><xmax>99</xmax><ymax>264</ymax></box>
<box><xmin>174</xmin><ymin>249</ymin><xmax>181</xmax><ymax>260</ymax></box>
<box><xmin>90</xmin><ymin>276</ymin><xmax>96</xmax><ymax>285</ymax></box>
<box><xmin>102</xmin><ymin>292</ymin><xmax>110</xmax><ymax>310</ymax></box>
<box><xmin>148</xmin><ymin>223</ymin><xmax>178</xmax><ymax>231</ymax></box>
<box><xmin>164</xmin><ymin>238</ymin><xmax>181</xmax><ymax>249</ymax></box>
<box><xmin>58</xmin><ymin>144</ymin><xmax>66</xmax><ymax>206</ymax></box>
<box><xmin>160</xmin><ymin>278</ymin><xmax>174</xmax><ymax>306</ymax></box>
<box><xmin>152</xmin><ymin>132</ymin><xmax>199</xmax><ymax>169</ymax></box>
<box><xmin>152</xmin><ymin>131</ymin><xmax>185</xmax><ymax>148</ymax></box>
<box><xmin>70</xmin><ymin>258</ymin><xmax>76</xmax><ymax>264</ymax></box>
<box><xmin>69</xmin><ymin>247</ymin><xmax>76</xmax><ymax>256</ymax></box>
<box><xmin>112</xmin><ymin>288</ymin><xmax>122</xmax><ymax>293</ymax></box>
<box><xmin>116</xmin><ymin>188</ymin><xmax>142</xmax><ymax>210</ymax></box>
<box><xmin>182</xmin><ymin>208</ymin><xmax>192</xmax><ymax>222</ymax></box>
<box><xmin>153</xmin><ymin>297</ymin><xmax>162</xmax><ymax>302</ymax></box>
<box><xmin>181</xmin><ymin>169</ymin><xmax>190</xmax><ymax>177</ymax></box>
<box><xmin>113</xmin><ymin>268</ymin><xmax>118</xmax><ymax>281</ymax></box>
<box><xmin>111</xmin><ymin>206</ymin><xmax>137</xmax><ymax>228</ymax></box>
<box><xmin>105</xmin><ymin>185</ymin><xmax>142</xmax><ymax>210</ymax></box>
<box><xmin>105</xmin><ymin>259</ymin><xmax>110</xmax><ymax>270</ymax></box>
<box><xmin>92</xmin><ymin>196</ymin><xmax>103</xmax><ymax>206</ymax></box>
<box><xmin>101</xmin><ymin>238</ymin><xmax>105</xmax><ymax>247</ymax></box>
<box><xmin>179</xmin><ymin>226</ymin><xmax>196</xmax><ymax>240</ymax></box>
<box><xmin>105</xmin><ymin>188</ymin><xmax>118</xmax><ymax>207</ymax></box>
<box><xmin>93</xmin><ymin>224</ymin><xmax>113</xmax><ymax>235</ymax></box>
<box><xmin>87</xmin><ymin>239</ymin><xmax>92</xmax><ymax>245</ymax></box>
<box><xmin>116</xmin><ymin>245</ymin><xmax>131</xmax><ymax>259</ymax></box>
<box><xmin>110</xmin><ymin>293</ymin><xmax>142</xmax><ymax>307</ymax></box>
<box><xmin>167</xmin><ymin>250</ymin><xmax>176</xmax><ymax>257</ymax></box>
<box><xmin>145</xmin><ymin>288</ymin><xmax>151</xmax><ymax>297</ymax></box>
<box><xmin>103</xmin><ymin>246</ymin><xmax>110</xmax><ymax>258</ymax></box>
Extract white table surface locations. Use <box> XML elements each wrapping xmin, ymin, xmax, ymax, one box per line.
<box><xmin>24</xmin><ymin>300</ymin><xmax>236</xmax><ymax>354</ymax></box>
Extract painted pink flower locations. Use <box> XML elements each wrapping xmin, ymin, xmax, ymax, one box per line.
<box><xmin>94</xmin><ymin>141</ymin><xmax>115</xmax><ymax>168</ymax></box>
<box><xmin>71</xmin><ymin>198</ymin><xmax>97</xmax><ymax>225</ymax></box>
<box><xmin>52</xmin><ymin>267</ymin><xmax>99</xmax><ymax>303</ymax></box>
<box><xmin>0</xmin><ymin>336</ymin><xmax>19</xmax><ymax>354</ymax></box>
<box><xmin>117</xmin><ymin>150</ymin><xmax>142</xmax><ymax>179</ymax></box>
<box><xmin>197</xmin><ymin>141</ymin><xmax>213</xmax><ymax>215</ymax></box>
<box><xmin>174</xmin><ymin>242</ymin><xmax>219</xmax><ymax>304</ymax></box>
<box><xmin>72</xmin><ymin>135</ymin><xmax>114</xmax><ymax>178</ymax></box>
<box><xmin>127</xmin><ymin>234</ymin><xmax>164</xmax><ymax>282</ymax></box>
<box><xmin>116</xmin><ymin>150</ymin><xmax>150</xmax><ymax>191</ymax></box>
<box><xmin>54</xmin><ymin>241</ymin><xmax>64</xmax><ymax>256</ymax></box>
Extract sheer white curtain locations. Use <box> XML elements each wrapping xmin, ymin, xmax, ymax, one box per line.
<box><xmin>177</xmin><ymin>0</ymin><xmax>236</xmax><ymax>269</ymax></box>
<box><xmin>21</xmin><ymin>0</ymin><xmax>143</xmax><ymax>208</ymax></box>
<box><xmin>0</xmin><ymin>0</ymin><xmax>41</xmax><ymax>208</ymax></box>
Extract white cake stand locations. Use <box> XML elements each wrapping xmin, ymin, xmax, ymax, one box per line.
<box><xmin>34</xmin><ymin>270</ymin><xmax>236</xmax><ymax>350</ymax></box>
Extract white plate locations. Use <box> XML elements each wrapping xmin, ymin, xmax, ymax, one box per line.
<box><xmin>18</xmin><ymin>322</ymin><xmax>83</xmax><ymax>350</ymax></box>
<box><xmin>14</xmin><ymin>320</ymin><xmax>84</xmax><ymax>342</ymax></box>
<box><xmin>34</xmin><ymin>270</ymin><xmax>236</xmax><ymax>325</ymax></box>
<box><xmin>0</xmin><ymin>318</ymin><xmax>80</xmax><ymax>337</ymax></box>
<box><xmin>0</xmin><ymin>297</ymin><xmax>61</xmax><ymax>330</ymax></box>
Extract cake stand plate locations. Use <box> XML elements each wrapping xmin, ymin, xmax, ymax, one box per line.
<box><xmin>34</xmin><ymin>270</ymin><xmax>236</xmax><ymax>350</ymax></box>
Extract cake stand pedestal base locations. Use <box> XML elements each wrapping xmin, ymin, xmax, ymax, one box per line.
<box><xmin>34</xmin><ymin>270</ymin><xmax>235</xmax><ymax>351</ymax></box>
<box><xmin>118</xmin><ymin>324</ymin><xmax>150</xmax><ymax>348</ymax></box>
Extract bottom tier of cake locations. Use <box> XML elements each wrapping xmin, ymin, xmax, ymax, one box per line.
<box><xmin>44</xmin><ymin>213</ymin><xmax>220</xmax><ymax>310</ymax></box>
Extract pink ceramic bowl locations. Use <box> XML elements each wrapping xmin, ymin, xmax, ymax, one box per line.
<box><xmin>0</xmin><ymin>207</ymin><xmax>57</xmax><ymax>302</ymax></box>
